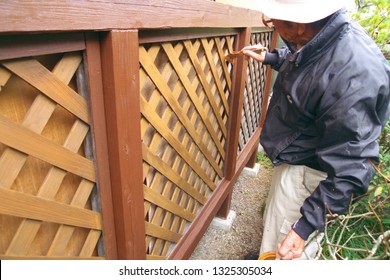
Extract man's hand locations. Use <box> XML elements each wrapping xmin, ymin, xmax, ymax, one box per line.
<box><xmin>242</xmin><ymin>44</ymin><xmax>267</xmax><ymax>62</ymax></box>
<box><xmin>277</xmin><ymin>229</ymin><xmax>305</xmax><ymax>260</ymax></box>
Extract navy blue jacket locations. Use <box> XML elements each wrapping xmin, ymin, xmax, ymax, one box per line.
<box><xmin>261</xmin><ymin>9</ymin><xmax>390</xmax><ymax>239</ymax></box>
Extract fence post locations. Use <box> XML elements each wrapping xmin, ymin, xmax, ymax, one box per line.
<box><xmin>218</xmin><ymin>27</ymin><xmax>252</xmax><ymax>219</ymax></box>
<box><xmin>85</xmin><ymin>32</ymin><xmax>118</xmax><ymax>259</ymax></box>
<box><xmin>100</xmin><ymin>30</ymin><xmax>146</xmax><ymax>259</ymax></box>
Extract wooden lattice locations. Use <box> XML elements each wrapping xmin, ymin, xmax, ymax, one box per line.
<box><xmin>140</xmin><ymin>36</ymin><xmax>234</xmax><ymax>259</ymax></box>
<box><xmin>0</xmin><ymin>52</ymin><xmax>102</xmax><ymax>259</ymax></box>
<box><xmin>239</xmin><ymin>30</ymin><xmax>273</xmax><ymax>152</ymax></box>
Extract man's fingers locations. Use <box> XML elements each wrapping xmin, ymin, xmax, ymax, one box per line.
<box><xmin>242</xmin><ymin>50</ymin><xmax>264</xmax><ymax>62</ymax></box>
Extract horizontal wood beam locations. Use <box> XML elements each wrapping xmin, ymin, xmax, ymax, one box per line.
<box><xmin>0</xmin><ymin>0</ymin><xmax>264</xmax><ymax>34</ymax></box>
<box><xmin>0</xmin><ymin>33</ymin><xmax>85</xmax><ymax>60</ymax></box>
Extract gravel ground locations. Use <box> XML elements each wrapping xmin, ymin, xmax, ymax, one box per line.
<box><xmin>190</xmin><ymin>163</ymin><xmax>273</xmax><ymax>260</ymax></box>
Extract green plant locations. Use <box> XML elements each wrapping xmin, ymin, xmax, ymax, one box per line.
<box><xmin>351</xmin><ymin>0</ymin><xmax>390</xmax><ymax>58</ymax></box>
<box><xmin>256</xmin><ymin>152</ymin><xmax>272</xmax><ymax>169</ymax></box>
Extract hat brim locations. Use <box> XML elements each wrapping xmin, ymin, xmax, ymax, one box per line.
<box><xmin>254</xmin><ymin>0</ymin><xmax>350</xmax><ymax>23</ymax></box>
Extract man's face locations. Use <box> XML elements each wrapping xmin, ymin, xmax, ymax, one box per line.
<box><xmin>271</xmin><ymin>19</ymin><xmax>300</xmax><ymax>44</ymax></box>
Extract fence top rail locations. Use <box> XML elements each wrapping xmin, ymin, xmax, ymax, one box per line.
<box><xmin>0</xmin><ymin>0</ymin><xmax>265</xmax><ymax>34</ymax></box>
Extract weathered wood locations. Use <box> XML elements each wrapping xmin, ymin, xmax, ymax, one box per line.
<box><xmin>100</xmin><ymin>30</ymin><xmax>146</xmax><ymax>260</ymax></box>
<box><xmin>0</xmin><ymin>0</ymin><xmax>264</xmax><ymax>33</ymax></box>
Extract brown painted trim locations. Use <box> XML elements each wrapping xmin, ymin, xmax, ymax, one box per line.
<box><xmin>168</xmin><ymin>126</ymin><xmax>262</xmax><ymax>260</ymax></box>
<box><xmin>84</xmin><ymin>32</ymin><xmax>118</xmax><ymax>260</ymax></box>
<box><xmin>139</xmin><ymin>28</ymin><xmax>240</xmax><ymax>44</ymax></box>
<box><xmin>246</xmin><ymin>141</ymin><xmax>260</xmax><ymax>168</ymax></box>
<box><xmin>0</xmin><ymin>33</ymin><xmax>85</xmax><ymax>60</ymax></box>
<box><xmin>217</xmin><ymin>27</ymin><xmax>251</xmax><ymax>219</ymax></box>
<box><xmin>224</xmin><ymin>27</ymin><xmax>252</xmax><ymax>181</ymax></box>
<box><xmin>260</xmin><ymin>30</ymin><xmax>279</xmax><ymax>128</ymax></box>
<box><xmin>1</xmin><ymin>0</ymin><xmax>265</xmax><ymax>33</ymax></box>
<box><xmin>100</xmin><ymin>30</ymin><xmax>146</xmax><ymax>260</ymax></box>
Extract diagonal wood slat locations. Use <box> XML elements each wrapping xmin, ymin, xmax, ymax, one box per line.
<box><xmin>145</xmin><ymin>222</ymin><xmax>181</xmax><ymax>243</ymax></box>
<box><xmin>143</xmin><ymin>185</ymin><xmax>195</xmax><ymax>222</ymax></box>
<box><xmin>2</xmin><ymin>59</ymin><xmax>90</xmax><ymax>124</ymax></box>
<box><xmin>47</xmin><ymin>179</ymin><xmax>96</xmax><ymax>256</ymax></box>
<box><xmin>0</xmin><ymin>51</ymin><xmax>101</xmax><ymax>258</ymax></box>
<box><xmin>184</xmin><ymin>40</ymin><xmax>228</xmax><ymax>135</ymax></box>
<box><xmin>140</xmin><ymin>95</ymin><xmax>215</xmax><ymax>189</ymax></box>
<box><xmin>79</xmin><ymin>229</ymin><xmax>101</xmax><ymax>257</ymax></box>
<box><xmin>201</xmin><ymin>38</ymin><xmax>229</xmax><ymax>113</ymax></box>
<box><xmin>142</xmin><ymin>143</ymin><xmax>207</xmax><ymax>205</ymax></box>
<box><xmin>162</xmin><ymin>42</ymin><xmax>226</xmax><ymax>159</ymax></box>
<box><xmin>139</xmin><ymin>46</ymin><xmax>223</xmax><ymax>178</ymax></box>
<box><xmin>6</xmin><ymin>120</ymin><xmax>90</xmax><ymax>255</ymax></box>
<box><xmin>215</xmin><ymin>37</ymin><xmax>232</xmax><ymax>90</ymax></box>
<box><xmin>0</xmin><ymin>66</ymin><xmax>12</xmax><ymax>89</ymax></box>
<box><xmin>0</xmin><ymin>53</ymin><xmax>83</xmax><ymax>189</ymax></box>
<box><xmin>0</xmin><ymin>113</ymin><xmax>95</xmax><ymax>182</ymax></box>
<box><xmin>0</xmin><ymin>188</ymin><xmax>101</xmax><ymax>230</ymax></box>
<box><xmin>140</xmin><ymin>34</ymin><xmax>238</xmax><ymax>259</ymax></box>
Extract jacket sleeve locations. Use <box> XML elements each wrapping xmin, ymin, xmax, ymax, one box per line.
<box><xmin>263</xmin><ymin>47</ymin><xmax>290</xmax><ymax>71</ymax></box>
<box><xmin>292</xmin><ymin>64</ymin><xmax>390</xmax><ymax>240</ymax></box>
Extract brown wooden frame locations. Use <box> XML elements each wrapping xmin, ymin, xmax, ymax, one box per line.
<box><xmin>0</xmin><ymin>0</ymin><xmax>277</xmax><ymax>260</ymax></box>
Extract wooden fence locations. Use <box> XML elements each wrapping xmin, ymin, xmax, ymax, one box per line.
<box><xmin>0</xmin><ymin>0</ymin><xmax>277</xmax><ymax>260</ymax></box>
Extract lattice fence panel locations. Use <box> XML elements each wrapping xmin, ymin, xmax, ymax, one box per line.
<box><xmin>238</xmin><ymin>30</ymin><xmax>273</xmax><ymax>152</ymax></box>
<box><xmin>139</xmin><ymin>35</ymin><xmax>234</xmax><ymax>259</ymax></box>
<box><xmin>0</xmin><ymin>52</ymin><xmax>103</xmax><ymax>259</ymax></box>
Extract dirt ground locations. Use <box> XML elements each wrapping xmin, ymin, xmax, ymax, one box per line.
<box><xmin>190</xmin><ymin>163</ymin><xmax>273</xmax><ymax>260</ymax></box>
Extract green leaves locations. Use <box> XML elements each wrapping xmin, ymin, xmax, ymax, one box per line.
<box><xmin>352</xmin><ymin>0</ymin><xmax>390</xmax><ymax>57</ymax></box>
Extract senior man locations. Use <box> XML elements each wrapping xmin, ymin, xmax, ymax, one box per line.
<box><xmin>243</xmin><ymin>0</ymin><xmax>390</xmax><ymax>260</ymax></box>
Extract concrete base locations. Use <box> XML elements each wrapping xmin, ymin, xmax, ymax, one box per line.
<box><xmin>210</xmin><ymin>210</ymin><xmax>236</xmax><ymax>231</ymax></box>
<box><xmin>241</xmin><ymin>163</ymin><xmax>260</xmax><ymax>177</ymax></box>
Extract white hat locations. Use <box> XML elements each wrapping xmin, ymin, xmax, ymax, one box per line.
<box><xmin>255</xmin><ymin>0</ymin><xmax>354</xmax><ymax>23</ymax></box>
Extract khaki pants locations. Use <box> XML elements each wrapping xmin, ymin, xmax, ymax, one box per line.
<box><xmin>260</xmin><ymin>164</ymin><xmax>327</xmax><ymax>259</ymax></box>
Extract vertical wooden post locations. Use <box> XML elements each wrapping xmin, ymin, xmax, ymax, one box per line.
<box><xmin>245</xmin><ymin>142</ymin><xmax>259</xmax><ymax>169</ymax></box>
<box><xmin>100</xmin><ymin>30</ymin><xmax>146</xmax><ymax>259</ymax></box>
<box><xmin>84</xmin><ymin>32</ymin><xmax>118</xmax><ymax>259</ymax></box>
<box><xmin>218</xmin><ymin>27</ymin><xmax>251</xmax><ymax>219</ymax></box>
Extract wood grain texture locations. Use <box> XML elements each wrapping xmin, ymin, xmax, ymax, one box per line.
<box><xmin>85</xmin><ymin>32</ymin><xmax>118</xmax><ymax>259</ymax></box>
<box><xmin>0</xmin><ymin>188</ymin><xmax>101</xmax><ymax>230</ymax></box>
<box><xmin>3</xmin><ymin>59</ymin><xmax>90</xmax><ymax>124</ymax></box>
<box><xmin>100</xmin><ymin>30</ymin><xmax>146</xmax><ymax>260</ymax></box>
<box><xmin>0</xmin><ymin>0</ymin><xmax>264</xmax><ymax>33</ymax></box>
<box><xmin>0</xmin><ymin>113</ymin><xmax>95</xmax><ymax>182</ymax></box>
